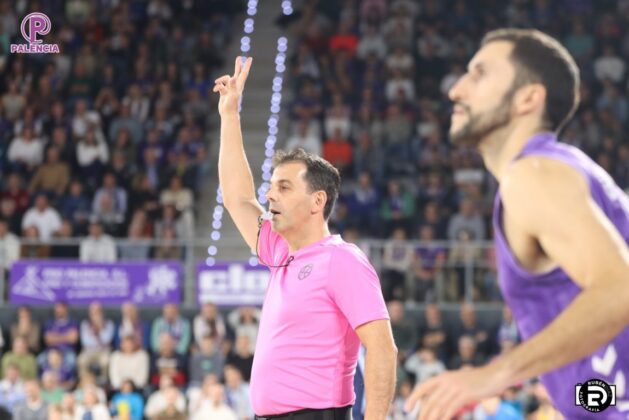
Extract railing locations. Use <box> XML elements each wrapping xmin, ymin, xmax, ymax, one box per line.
<box><xmin>5</xmin><ymin>237</ymin><xmax>501</xmax><ymax>307</ymax></box>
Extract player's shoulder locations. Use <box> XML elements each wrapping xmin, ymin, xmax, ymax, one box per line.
<box><xmin>502</xmin><ymin>155</ymin><xmax>589</xmax><ymax>204</ymax></box>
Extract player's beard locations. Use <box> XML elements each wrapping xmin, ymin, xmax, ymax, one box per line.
<box><xmin>450</xmin><ymin>88</ymin><xmax>516</xmax><ymax>147</ymax></box>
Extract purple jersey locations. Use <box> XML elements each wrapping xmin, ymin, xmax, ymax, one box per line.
<box><xmin>493</xmin><ymin>132</ymin><xmax>629</xmax><ymax>418</ymax></box>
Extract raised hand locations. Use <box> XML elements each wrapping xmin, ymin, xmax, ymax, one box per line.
<box><xmin>213</xmin><ymin>56</ymin><xmax>253</xmax><ymax>116</ymax></box>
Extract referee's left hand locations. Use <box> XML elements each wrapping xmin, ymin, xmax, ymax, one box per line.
<box><xmin>404</xmin><ymin>365</ymin><xmax>507</xmax><ymax>420</ymax></box>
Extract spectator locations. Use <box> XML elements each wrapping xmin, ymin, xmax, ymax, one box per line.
<box><xmin>0</xmin><ymin>173</ymin><xmax>29</xmax><ymax>216</ymax></box>
<box><xmin>594</xmin><ymin>44</ymin><xmax>625</xmax><ymax>83</ymax></box>
<box><xmin>380</xmin><ymin>180</ymin><xmax>415</xmax><ymax>235</ymax></box>
<box><xmin>452</xmin><ymin>303</ymin><xmax>492</xmax><ymax>358</ymax></box>
<box><xmin>150</xmin><ymin>304</ymin><xmax>191</xmax><ymax>355</ymax></box>
<box><xmin>193</xmin><ymin>302</ymin><xmax>227</xmax><ymax>348</ymax></box>
<box><xmin>12</xmin><ymin>380</ymin><xmax>47</xmax><ymax>420</ymax></box>
<box><xmin>226</xmin><ymin>307</ymin><xmax>260</xmax><ymax>353</ymax></box>
<box><xmin>50</xmin><ymin>220</ymin><xmax>80</xmax><ymax>259</ymax></box>
<box><xmin>119</xmin><ymin>222</ymin><xmax>151</xmax><ymax>261</ymax></box>
<box><xmin>91</xmin><ymin>193</ymin><xmax>125</xmax><ymax>236</ymax></box>
<box><xmin>153</xmin><ymin>227</ymin><xmax>182</xmax><ymax>260</ymax></box>
<box><xmin>60</xmin><ymin>180</ymin><xmax>91</xmax><ymax>234</ymax></box>
<box><xmin>43</xmin><ymin>302</ymin><xmax>79</xmax><ymax>361</ymax></box>
<box><xmin>225</xmin><ymin>335</ymin><xmax>254</xmax><ymax>382</ymax></box>
<box><xmin>448</xmin><ymin>335</ymin><xmax>485</xmax><ymax>370</ymax></box>
<box><xmin>381</xmin><ymin>229</ymin><xmax>413</xmax><ymax>300</ymax></box>
<box><xmin>109</xmin><ymin>335</ymin><xmax>149</xmax><ymax>390</ymax></box>
<box><xmin>159</xmin><ymin>176</ymin><xmax>193</xmax><ymax>213</ymax></box>
<box><xmin>403</xmin><ymin>347</ymin><xmax>446</xmax><ymax>385</ymax></box>
<box><xmin>0</xmin><ymin>363</ymin><xmax>25</xmax><ymax>413</ymax></box>
<box><xmin>8</xmin><ymin>127</ymin><xmax>44</xmax><ymax>172</ymax></box>
<box><xmin>20</xmin><ymin>226</ymin><xmax>50</xmax><ymax>259</ymax></box>
<box><xmin>78</xmin><ymin>302</ymin><xmax>114</xmax><ymax>382</ymax></box>
<box><xmin>189</xmin><ymin>382</ymin><xmax>237</xmax><ymax>420</ymax></box>
<box><xmin>28</xmin><ymin>147</ymin><xmax>70</xmax><ymax>197</ymax></box>
<box><xmin>387</xmin><ymin>300</ymin><xmax>416</xmax><ymax>355</ymax></box>
<box><xmin>39</xmin><ymin>349</ymin><xmax>75</xmax><ymax>391</ymax></box>
<box><xmin>1</xmin><ymin>337</ymin><xmax>36</xmax><ymax>381</ymax></box>
<box><xmin>115</xmin><ymin>302</ymin><xmax>149</xmax><ymax>350</ymax></box>
<box><xmin>110</xmin><ymin>379</ymin><xmax>144</xmax><ymax>420</ymax></box>
<box><xmin>412</xmin><ymin>225</ymin><xmax>446</xmax><ymax>302</ymax></box>
<box><xmin>92</xmin><ymin>173</ymin><xmax>128</xmax><ymax>219</ymax></box>
<box><xmin>284</xmin><ymin>120</ymin><xmax>322</xmax><ymax>156</ymax></box>
<box><xmin>10</xmin><ymin>306</ymin><xmax>41</xmax><ymax>354</ymax></box>
<box><xmin>150</xmin><ymin>333</ymin><xmax>187</xmax><ymax>387</ymax></box>
<box><xmin>0</xmin><ymin>218</ymin><xmax>19</xmax><ymax>282</ymax></box>
<box><xmin>447</xmin><ymin>197</ymin><xmax>486</xmax><ymax>241</ymax></box>
<box><xmin>74</xmin><ymin>386</ymin><xmax>111</xmax><ymax>420</ymax></box>
<box><xmin>21</xmin><ymin>194</ymin><xmax>62</xmax><ymax>241</ymax></box>
<box><xmin>79</xmin><ymin>222</ymin><xmax>117</xmax><ymax>262</ymax></box>
<box><xmin>188</xmin><ymin>335</ymin><xmax>224</xmax><ymax>388</ymax></box>
<box><xmin>144</xmin><ymin>377</ymin><xmax>186</xmax><ymax>420</ymax></box>
<box><xmin>223</xmin><ymin>364</ymin><xmax>253</xmax><ymax>420</ymax></box>
<box><xmin>39</xmin><ymin>371</ymin><xmax>64</xmax><ymax>405</ymax></box>
<box><xmin>322</xmin><ymin>128</ymin><xmax>353</xmax><ymax>174</ymax></box>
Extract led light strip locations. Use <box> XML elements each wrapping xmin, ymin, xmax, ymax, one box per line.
<box><xmin>206</xmin><ymin>0</ymin><xmax>258</xmax><ymax>266</ymax></box>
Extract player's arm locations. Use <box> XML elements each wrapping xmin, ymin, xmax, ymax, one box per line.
<box><xmin>356</xmin><ymin>319</ymin><xmax>398</xmax><ymax>420</ymax></box>
<box><xmin>214</xmin><ymin>57</ymin><xmax>264</xmax><ymax>251</ymax></box>
<box><xmin>491</xmin><ymin>156</ymin><xmax>629</xmax><ymax>387</ymax></box>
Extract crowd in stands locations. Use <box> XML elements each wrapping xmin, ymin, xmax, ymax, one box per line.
<box><xmin>283</xmin><ymin>0</ymin><xmax>629</xmax><ymax>302</ymax></box>
<box><xmin>0</xmin><ymin>301</ymin><xmax>259</xmax><ymax>419</ymax></box>
<box><xmin>0</xmin><ymin>0</ymin><xmax>246</xmax><ymax>272</ymax></box>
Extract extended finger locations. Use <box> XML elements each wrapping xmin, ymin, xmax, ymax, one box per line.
<box><xmin>420</xmin><ymin>385</ymin><xmax>456</xmax><ymax>420</ymax></box>
<box><xmin>233</xmin><ymin>56</ymin><xmax>242</xmax><ymax>78</ymax></box>
<box><xmin>238</xmin><ymin>57</ymin><xmax>253</xmax><ymax>83</ymax></box>
<box><xmin>405</xmin><ymin>378</ymin><xmax>439</xmax><ymax>412</ymax></box>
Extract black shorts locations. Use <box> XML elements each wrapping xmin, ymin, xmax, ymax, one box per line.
<box><xmin>254</xmin><ymin>405</ymin><xmax>353</xmax><ymax>420</ymax></box>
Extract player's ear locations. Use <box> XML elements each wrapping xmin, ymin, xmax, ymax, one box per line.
<box><xmin>514</xmin><ymin>83</ymin><xmax>546</xmax><ymax>118</ymax></box>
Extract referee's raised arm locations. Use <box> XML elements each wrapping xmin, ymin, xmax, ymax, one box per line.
<box><xmin>214</xmin><ymin>57</ymin><xmax>264</xmax><ymax>251</ymax></box>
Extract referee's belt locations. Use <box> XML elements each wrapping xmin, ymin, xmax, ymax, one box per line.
<box><xmin>254</xmin><ymin>405</ymin><xmax>352</xmax><ymax>420</ymax></box>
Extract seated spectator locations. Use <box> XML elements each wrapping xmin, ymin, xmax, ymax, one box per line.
<box><xmin>39</xmin><ymin>349</ymin><xmax>75</xmax><ymax>391</ymax></box>
<box><xmin>40</xmin><ymin>371</ymin><xmax>64</xmax><ymax>404</ymax></box>
<box><xmin>189</xmin><ymin>381</ymin><xmax>237</xmax><ymax>420</ymax></box>
<box><xmin>1</xmin><ymin>337</ymin><xmax>36</xmax><ymax>380</ymax></box>
<box><xmin>447</xmin><ymin>197</ymin><xmax>486</xmax><ymax>241</ymax></box>
<box><xmin>149</xmin><ymin>333</ymin><xmax>186</xmax><ymax>387</ymax></box>
<box><xmin>28</xmin><ymin>147</ymin><xmax>70</xmax><ymax>197</ymax></box>
<box><xmin>109</xmin><ymin>335</ymin><xmax>149</xmax><ymax>390</ymax></box>
<box><xmin>451</xmin><ymin>303</ymin><xmax>492</xmax><ymax>358</ymax></box>
<box><xmin>43</xmin><ymin>302</ymin><xmax>79</xmax><ymax>363</ymax></box>
<box><xmin>7</xmin><ymin>127</ymin><xmax>44</xmax><ymax>173</ymax></box>
<box><xmin>92</xmin><ymin>173</ymin><xmax>128</xmax><ymax>218</ymax></box>
<box><xmin>119</xmin><ymin>222</ymin><xmax>151</xmax><ymax>261</ymax></box>
<box><xmin>21</xmin><ymin>194</ymin><xmax>62</xmax><ymax>241</ymax></box>
<box><xmin>79</xmin><ymin>221</ymin><xmax>117</xmax><ymax>262</ymax></box>
<box><xmin>10</xmin><ymin>306</ymin><xmax>41</xmax><ymax>354</ymax></box>
<box><xmin>225</xmin><ymin>335</ymin><xmax>254</xmax><ymax>382</ymax></box>
<box><xmin>78</xmin><ymin>302</ymin><xmax>114</xmax><ymax>382</ymax></box>
<box><xmin>387</xmin><ymin>300</ymin><xmax>416</xmax><ymax>355</ymax></box>
<box><xmin>381</xmin><ymin>229</ymin><xmax>413</xmax><ymax>300</ymax></box>
<box><xmin>91</xmin><ymin>193</ymin><xmax>125</xmax><ymax>236</ymax></box>
<box><xmin>322</xmin><ymin>128</ymin><xmax>353</xmax><ymax>174</ymax></box>
<box><xmin>419</xmin><ymin>304</ymin><xmax>449</xmax><ymax>362</ymax></box>
<box><xmin>76</xmin><ymin>128</ymin><xmax>109</xmax><ymax>190</ymax></box>
<box><xmin>284</xmin><ymin>120</ymin><xmax>322</xmax><ymax>156</ymax></box>
<box><xmin>159</xmin><ymin>176</ymin><xmax>193</xmax><ymax>213</ymax></box>
<box><xmin>58</xmin><ymin>393</ymin><xmax>77</xmax><ymax>419</ymax></box>
<box><xmin>188</xmin><ymin>335</ymin><xmax>224</xmax><ymax>388</ymax></box>
<box><xmin>110</xmin><ymin>379</ymin><xmax>144</xmax><ymax>420</ymax></box>
<box><xmin>74</xmin><ymin>386</ymin><xmax>111</xmax><ymax>420</ymax></box>
<box><xmin>50</xmin><ymin>220</ymin><xmax>80</xmax><ymax>259</ymax></box>
<box><xmin>12</xmin><ymin>380</ymin><xmax>47</xmax><ymax>420</ymax></box>
<box><xmin>324</xmin><ymin>93</ymin><xmax>352</xmax><ymax>139</ymax></box>
<box><xmin>20</xmin><ymin>226</ymin><xmax>50</xmax><ymax>258</ymax></box>
<box><xmin>144</xmin><ymin>377</ymin><xmax>186</xmax><ymax>420</ymax></box>
<box><xmin>60</xmin><ymin>180</ymin><xmax>91</xmax><ymax>234</ymax></box>
<box><xmin>154</xmin><ymin>205</ymin><xmax>186</xmax><ymax>240</ymax></box>
<box><xmin>412</xmin><ymin>225</ymin><xmax>446</xmax><ymax>302</ymax></box>
<box><xmin>193</xmin><ymin>302</ymin><xmax>227</xmax><ymax>348</ymax></box>
<box><xmin>153</xmin><ymin>227</ymin><xmax>182</xmax><ymax>260</ymax></box>
<box><xmin>0</xmin><ymin>173</ymin><xmax>30</xmax><ymax>216</ymax></box>
<box><xmin>0</xmin><ymin>218</ymin><xmax>19</xmax><ymax>281</ymax></box>
<box><xmin>448</xmin><ymin>335</ymin><xmax>485</xmax><ymax>370</ymax></box>
<box><xmin>0</xmin><ymin>364</ymin><xmax>26</xmax><ymax>413</ymax></box>
<box><xmin>380</xmin><ymin>180</ymin><xmax>414</xmax><ymax>236</ymax></box>
<box><xmin>150</xmin><ymin>304</ymin><xmax>191</xmax><ymax>355</ymax></box>
<box><xmin>224</xmin><ymin>364</ymin><xmax>254</xmax><ymax>419</ymax></box>
<box><xmin>227</xmin><ymin>307</ymin><xmax>260</xmax><ymax>353</ymax></box>
<box><xmin>403</xmin><ymin>347</ymin><xmax>446</xmax><ymax>385</ymax></box>
<box><xmin>115</xmin><ymin>302</ymin><xmax>150</xmax><ymax>350</ymax></box>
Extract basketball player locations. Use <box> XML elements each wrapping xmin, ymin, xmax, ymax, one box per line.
<box><xmin>213</xmin><ymin>57</ymin><xmax>397</xmax><ymax>420</ymax></box>
<box><xmin>405</xmin><ymin>29</ymin><xmax>629</xmax><ymax>419</ymax></box>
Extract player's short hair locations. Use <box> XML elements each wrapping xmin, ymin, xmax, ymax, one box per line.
<box><xmin>481</xmin><ymin>28</ymin><xmax>580</xmax><ymax>134</ymax></box>
<box><xmin>272</xmin><ymin>148</ymin><xmax>341</xmax><ymax>220</ymax></box>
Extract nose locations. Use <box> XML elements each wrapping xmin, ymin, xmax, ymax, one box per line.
<box><xmin>265</xmin><ymin>188</ymin><xmax>277</xmax><ymax>203</ymax></box>
<box><xmin>448</xmin><ymin>73</ymin><xmax>468</xmax><ymax>104</ymax></box>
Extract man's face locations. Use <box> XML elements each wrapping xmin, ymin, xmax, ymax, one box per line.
<box><xmin>448</xmin><ymin>41</ymin><xmax>519</xmax><ymax>147</ymax></box>
<box><xmin>266</xmin><ymin>162</ymin><xmax>319</xmax><ymax>233</ymax></box>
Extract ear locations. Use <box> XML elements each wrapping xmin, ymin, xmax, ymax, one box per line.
<box><xmin>513</xmin><ymin>83</ymin><xmax>546</xmax><ymax>119</ymax></box>
<box><xmin>311</xmin><ymin>190</ymin><xmax>328</xmax><ymax>215</ymax></box>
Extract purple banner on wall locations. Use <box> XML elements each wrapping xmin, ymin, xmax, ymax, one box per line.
<box><xmin>10</xmin><ymin>260</ymin><xmax>182</xmax><ymax>305</ymax></box>
<box><xmin>197</xmin><ymin>263</ymin><xmax>270</xmax><ymax>306</ymax></box>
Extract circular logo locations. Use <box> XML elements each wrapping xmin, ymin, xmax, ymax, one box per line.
<box><xmin>21</xmin><ymin>12</ymin><xmax>51</xmax><ymax>44</ymax></box>
<box><xmin>298</xmin><ymin>264</ymin><xmax>313</xmax><ymax>280</ymax></box>
<box><xmin>578</xmin><ymin>379</ymin><xmax>614</xmax><ymax>412</ymax></box>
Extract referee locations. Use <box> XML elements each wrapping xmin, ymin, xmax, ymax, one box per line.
<box><xmin>214</xmin><ymin>57</ymin><xmax>397</xmax><ymax>420</ymax></box>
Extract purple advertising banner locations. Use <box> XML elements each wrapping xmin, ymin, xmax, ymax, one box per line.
<box><xmin>10</xmin><ymin>260</ymin><xmax>182</xmax><ymax>305</ymax></box>
<box><xmin>197</xmin><ymin>263</ymin><xmax>270</xmax><ymax>306</ymax></box>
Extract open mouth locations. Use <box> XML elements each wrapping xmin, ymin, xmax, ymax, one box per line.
<box><xmin>270</xmin><ymin>210</ymin><xmax>281</xmax><ymax>217</ymax></box>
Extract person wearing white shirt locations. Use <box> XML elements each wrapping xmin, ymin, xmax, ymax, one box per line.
<box><xmin>21</xmin><ymin>195</ymin><xmax>62</xmax><ymax>241</ymax></box>
<box><xmin>594</xmin><ymin>45</ymin><xmax>626</xmax><ymax>83</ymax></box>
<box><xmin>73</xmin><ymin>386</ymin><xmax>111</xmax><ymax>420</ymax></box>
<box><xmin>108</xmin><ymin>335</ymin><xmax>149</xmax><ymax>390</ymax></box>
<box><xmin>80</xmin><ymin>222</ymin><xmax>117</xmax><ymax>262</ymax></box>
<box><xmin>7</xmin><ymin>127</ymin><xmax>44</xmax><ymax>168</ymax></box>
<box><xmin>0</xmin><ymin>219</ymin><xmax>19</xmax><ymax>274</ymax></box>
<box><xmin>284</xmin><ymin>121</ymin><xmax>322</xmax><ymax>156</ymax></box>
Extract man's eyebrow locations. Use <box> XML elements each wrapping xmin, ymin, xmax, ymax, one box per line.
<box><xmin>271</xmin><ymin>179</ymin><xmax>293</xmax><ymax>186</ymax></box>
<box><xmin>467</xmin><ymin>62</ymin><xmax>486</xmax><ymax>73</ymax></box>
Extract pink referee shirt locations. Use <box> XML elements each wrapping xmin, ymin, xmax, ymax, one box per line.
<box><xmin>249</xmin><ymin>221</ymin><xmax>389</xmax><ymax>416</ymax></box>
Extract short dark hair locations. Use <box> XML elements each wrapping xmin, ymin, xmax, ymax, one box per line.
<box><xmin>481</xmin><ymin>28</ymin><xmax>580</xmax><ymax>134</ymax></box>
<box><xmin>272</xmin><ymin>148</ymin><xmax>341</xmax><ymax>220</ymax></box>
